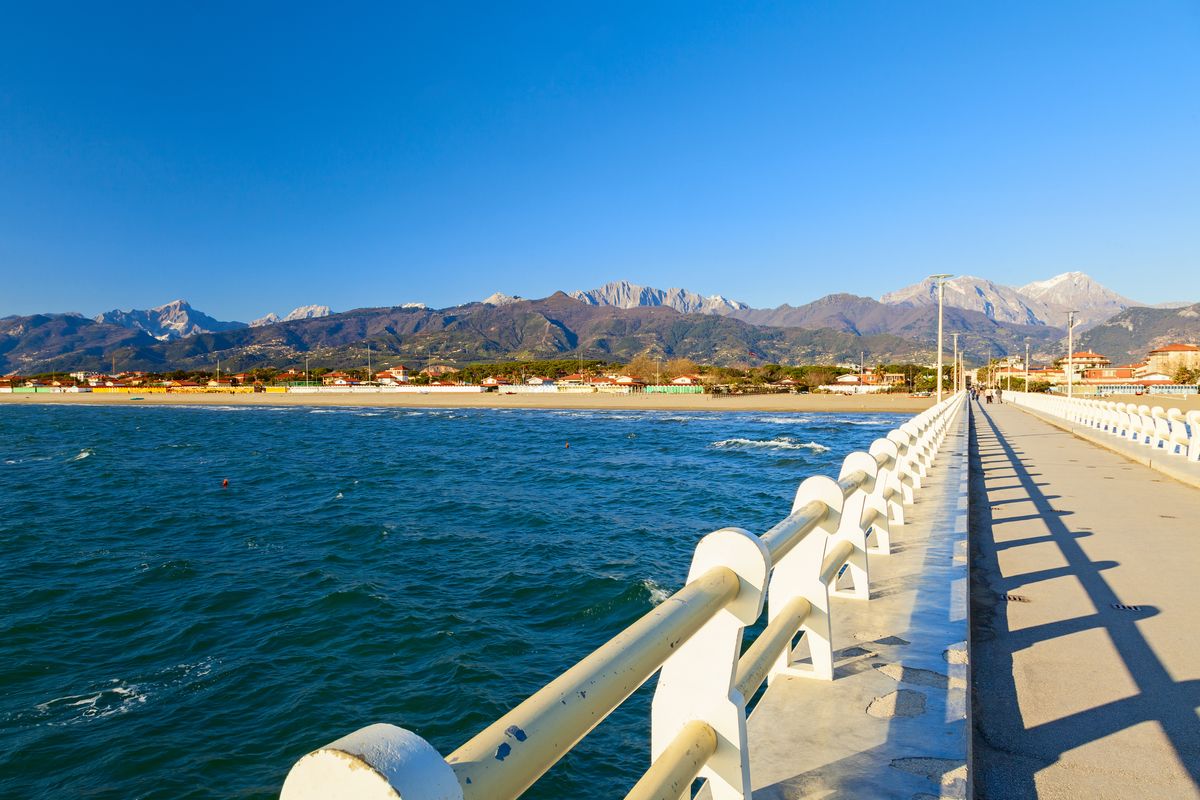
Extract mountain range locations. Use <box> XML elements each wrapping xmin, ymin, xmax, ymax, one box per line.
<box><xmin>571</xmin><ymin>273</ymin><xmax>1143</xmax><ymax>331</ymax></box>
<box><xmin>90</xmin><ymin>300</ymin><xmax>333</xmax><ymax>341</ymax></box>
<box><xmin>2</xmin><ymin>273</ymin><xmax>1194</xmax><ymax>374</ymax></box>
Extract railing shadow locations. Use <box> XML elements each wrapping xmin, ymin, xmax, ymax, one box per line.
<box><xmin>970</xmin><ymin>403</ymin><xmax>1200</xmax><ymax>798</ymax></box>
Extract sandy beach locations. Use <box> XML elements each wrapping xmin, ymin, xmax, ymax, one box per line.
<box><xmin>0</xmin><ymin>390</ymin><xmax>939</xmax><ymax>414</ymax></box>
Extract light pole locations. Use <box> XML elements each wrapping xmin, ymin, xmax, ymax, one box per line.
<box><xmin>1066</xmin><ymin>311</ymin><xmax>1078</xmax><ymax>399</ymax></box>
<box><xmin>930</xmin><ymin>274</ymin><xmax>952</xmax><ymax>403</ymax></box>
<box><xmin>951</xmin><ymin>333</ymin><xmax>959</xmax><ymax>395</ymax></box>
<box><xmin>1025</xmin><ymin>341</ymin><xmax>1030</xmax><ymax>392</ymax></box>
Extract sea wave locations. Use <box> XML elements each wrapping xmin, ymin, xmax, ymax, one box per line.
<box><xmin>69</xmin><ymin>448</ymin><xmax>93</xmax><ymax>462</ymax></box>
<box><xmin>710</xmin><ymin>437</ymin><xmax>830</xmax><ymax>452</ymax></box>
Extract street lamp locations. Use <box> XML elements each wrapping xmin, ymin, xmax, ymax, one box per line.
<box><xmin>951</xmin><ymin>332</ymin><xmax>960</xmax><ymax>395</ymax></box>
<box><xmin>1066</xmin><ymin>311</ymin><xmax>1079</xmax><ymax>399</ymax></box>
<box><xmin>929</xmin><ymin>274</ymin><xmax>953</xmax><ymax>403</ymax></box>
<box><xmin>1025</xmin><ymin>340</ymin><xmax>1031</xmax><ymax>392</ymax></box>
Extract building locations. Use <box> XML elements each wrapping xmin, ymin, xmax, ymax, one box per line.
<box><xmin>322</xmin><ymin>371</ymin><xmax>356</xmax><ymax>386</ymax></box>
<box><xmin>1082</xmin><ymin>365</ymin><xmax>1139</xmax><ymax>383</ymax></box>
<box><xmin>1145</xmin><ymin>343</ymin><xmax>1200</xmax><ymax>376</ymax></box>
<box><xmin>375</xmin><ymin>366</ymin><xmax>410</xmax><ymax>385</ymax></box>
<box><xmin>481</xmin><ymin>376</ymin><xmax>511</xmax><ymax>387</ymax></box>
<box><xmin>526</xmin><ymin>376</ymin><xmax>554</xmax><ymax>385</ymax></box>
<box><xmin>1062</xmin><ymin>351</ymin><xmax>1110</xmax><ymax>378</ymax></box>
<box><xmin>420</xmin><ymin>365</ymin><xmax>456</xmax><ymax>377</ymax></box>
<box><xmin>671</xmin><ymin>374</ymin><xmax>703</xmax><ymax>385</ymax></box>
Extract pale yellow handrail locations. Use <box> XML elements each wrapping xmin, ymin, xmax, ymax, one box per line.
<box><xmin>447</xmin><ymin>566</ymin><xmax>740</xmax><ymax>800</ymax></box>
<box><xmin>623</xmin><ymin>720</ymin><xmax>718</xmax><ymax>800</ymax></box>
<box><xmin>733</xmin><ymin>595</ymin><xmax>813</xmax><ymax>699</ymax></box>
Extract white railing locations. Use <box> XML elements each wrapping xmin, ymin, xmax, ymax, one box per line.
<box><xmin>1007</xmin><ymin>392</ymin><xmax>1200</xmax><ymax>462</ymax></box>
<box><xmin>280</xmin><ymin>393</ymin><xmax>968</xmax><ymax>800</ymax></box>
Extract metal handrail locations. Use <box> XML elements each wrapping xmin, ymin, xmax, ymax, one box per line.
<box><xmin>733</xmin><ymin>595</ymin><xmax>813</xmax><ymax>699</ymax></box>
<box><xmin>448</xmin><ymin>566</ymin><xmax>740</xmax><ymax>800</ymax></box>
<box><xmin>623</xmin><ymin>720</ymin><xmax>718</xmax><ymax>800</ymax></box>
<box><xmin>759</xmin><ymin>500</ymin><xmax>827</xmax><ymax>562</ymax></box>
<box><xmin>837</xmin><ymin>469</ymin><xmax>869</xmax><ymax>498</ymax></box>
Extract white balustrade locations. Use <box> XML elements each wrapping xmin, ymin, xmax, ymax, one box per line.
<box><xmin>280</xmin><ymin>392</ymin><xmax>969</xmax><ymax>800</ymax></box>
<box><xmin>1006</xmin><ymin>391</ymin><xmax>1200</xmax><ymax>463</ymax></box>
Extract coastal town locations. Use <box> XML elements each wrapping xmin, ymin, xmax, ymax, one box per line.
<box><xmin>3</xmin><ymin>342</ymin><xmax>1199</xmax><ymax>399</ymax></box>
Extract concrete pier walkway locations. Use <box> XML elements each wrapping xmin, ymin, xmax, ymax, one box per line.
<box><xmin>970</xmin><ymin>401</ymin><xmax>1200</xmax><ymax>799</ymax></box>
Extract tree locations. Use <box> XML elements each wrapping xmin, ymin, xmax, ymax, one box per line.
<box><xmin>1173</xmin><ymin>365</ymin><xmax>1194</xmax><ymax>385</ymax></box>
<box><xmin>664</xmin><ymin>358</ymin><xmax>699</xmax><ymax>380</ymax></box>
<box><xmin>624</xmin><ymin>354</ymin><xmax>658</xmax><ymax>382</ymax></box>
<box><xmin>803</xmin><ymin>369</ymin><xmax>835</xmax><ymax>389</ymax></box>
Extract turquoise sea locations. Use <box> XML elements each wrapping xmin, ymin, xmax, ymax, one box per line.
<box><xmin>0</xmin><ymin>404</ymin><xmax>904</xmax><ymax>799</ymax></box>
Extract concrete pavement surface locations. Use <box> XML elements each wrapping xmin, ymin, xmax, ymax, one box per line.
<box><xmin>970</xmin><ymin>401</ymin><xmax>1200</xmax><ymax>799</ymax></box>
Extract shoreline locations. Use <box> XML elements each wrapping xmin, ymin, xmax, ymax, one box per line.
<box><xmin>0</xmin><ymin>391</ymin><xmax>937</xmax><ymax>414</ymax></box>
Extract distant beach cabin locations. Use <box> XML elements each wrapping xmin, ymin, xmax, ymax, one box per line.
<box><xmin>671</xmin><ymin>374</ymin><xmax>703</xmax><ymax>385</ymax></box>
<box><xmin>526</xmin><ymin>376</ymin><xmax>554</xmax><ymax>385</ymax></box>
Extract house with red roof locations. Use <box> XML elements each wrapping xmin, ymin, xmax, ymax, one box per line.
<box><xmin>376</xmin><ymin>366</ymin><xmax>410</xmax><ymax>385</ymax></box>
<box><xmin>1146</xmin><ymin>343</ymin><xmax>1200</xmax><ymax>376</ymax></box>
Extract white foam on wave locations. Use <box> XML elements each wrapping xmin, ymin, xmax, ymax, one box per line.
<box><xmin>69</xmin><ymin>448</ymin><xmax>93</xmax><ymax>462</ymax></box>
<box><xmin>830</xmin><ymin>417</ymin><xmax>893</xmax><ymax>426</ymax></box>
<box><xmin>25</xmin><ymin>657</ymin><xmax>218</xmax><ymax>727</ymax></box>
<box><xmin>641</xmin><ymin>579</ymin><xmax>672</xmax><ymax>605</ymax></box>
<box><xmin>711</xmin><ymin>437</ymin><xmax>830</xmax><ymax>452</ymax></box>
<box><xmin>753</xmin><ymin>415</ymin><xmax>814</xmax><ymax>425</ymax></box>
<box><xmin>34</xmin><ymin>680</ymin><xmax>147</xmax><ymax>724</ymax></box>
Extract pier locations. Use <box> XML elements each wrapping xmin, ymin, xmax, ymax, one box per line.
<box><xmin>279</xmin><ymin>392</ymin><xmax>1200</xmax><ymax>799</ymax></box>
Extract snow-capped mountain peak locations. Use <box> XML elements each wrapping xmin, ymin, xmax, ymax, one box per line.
<box><xmin>94</xmin><ymin>300</ymin><xmax>245</xmax><ymax>340</ymax></box>
<box><xmin>250</xmin><ymin>304</ymin><xmax>331</xmax><ymax>328</ymax></box>
<box><xmin>569</xmin><ymin>280</ymin><xmax>750</xmax><ymax>314</ymax></box>
<box><xmin>481</xmin><ymin>293</ymin><xmax>523</xmax><ymax>306</ymax></box>
<box><xmin>880</xmin><ymin>271</ymin><xmax>1143</xmax><ymax>329</ymax></box>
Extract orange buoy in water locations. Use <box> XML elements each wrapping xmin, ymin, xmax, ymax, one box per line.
<box><xmin>222</xmin><ymin>478</ymin><xmax>229</xmax><ymax>488</ymax></box>
<box><xmin>565</xmin><ymin>441</ymin><xmax>569</xmax><ymax>449</ymax></box>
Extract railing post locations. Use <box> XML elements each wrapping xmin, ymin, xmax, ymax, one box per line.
<box><xmin>831</xmin><ymin>452</ymin><xmax>877</xmax><ymax>600</ymax></box>
<box><xmin>887</xmin><ymin>429</ymin><xmax>919</xmax><ymax>500</ymax></box>
<box><xmin>898</xmin><ymin>422</ymin><xmax>929</xmax><ymax>483</ymax></box>
<box><xmin>281</xmin><ymin>724</ymin><xmax>462</xmax><ymax>800</ymax></box>
<box><xmin>766</xmin><ymin>475</ymin><xmax>843</xmax><ymax>683</ymax></box>
<box><xmin>651</xmin><ymin>527</ymin><xmax>769</xmax><ymax>800</ymax></box>
<box><xmin>866</xmin><ymin>439</ymin><xmax>903</xmax><ymax>553</ymax></box>
<box><xmin>1187</xmin><ymin>411</ymin><xmax>1200</xmax><ymax>461</ymax></box>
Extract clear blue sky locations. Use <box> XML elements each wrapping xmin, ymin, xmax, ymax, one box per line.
<box><xmin>2</xmin><ymin>1</ymin><xmax>1197</xmax><ymax>320</ymax></box>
